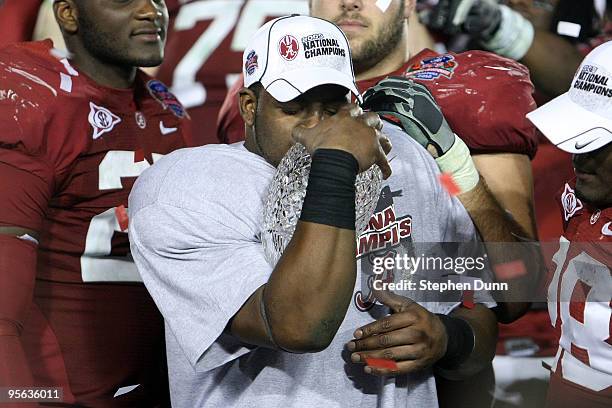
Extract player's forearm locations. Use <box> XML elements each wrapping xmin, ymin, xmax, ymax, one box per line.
<box><xmin>458</xmin><ymin>177</ymin><xmax>526</xmax><ymax>240</ymax></box>
<box><xmin>261</xmin><ymin>149</ymin><xmax>362</xmax><ymax>352</ymax></box>
<box><xmin>263</xmin><ymin>221</ymin><xmax>357</xmax><ymax>352</ymax></box>
<box><xmin>457</xmin><ymin>178</ymin><xmax>542</xmax><ymax>322</ymax></box>
<box><xmin>520</xmin><ymin>30</ymin><xmax>583</xmax><ymax>99</ymax></box>
<box><xmin>472</xmin><ymin>153</ymin><xmax>538</xmax><ymax>240</ymax></box>
<box><xmin>436</xmin><ymin>305</ymin><xmax>497</xmax><ymax>381</ymax></box>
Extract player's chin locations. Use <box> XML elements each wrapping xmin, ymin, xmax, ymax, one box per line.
<box><xmin>346</xmin><ymin>37</ymin><xmax>366</xmax><ymax>53</ymax></box>
<box><xmin>127</xmin><ymin>40</ymin><xmax>165</xmax><ymax>66</ymax></box>
<box><xmin>131</xmin><ymin>52</ymin><xmax>164</xmax><ymax>68</ymax></box>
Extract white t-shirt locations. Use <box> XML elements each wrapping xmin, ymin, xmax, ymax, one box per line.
<box><xmin>129</xmin><ymin>123</ymin><xmax>494</xmax><ymax>408</ymax></box>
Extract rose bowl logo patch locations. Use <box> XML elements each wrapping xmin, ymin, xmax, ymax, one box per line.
<box><xmin>244</xmin><ymin>50</ymin><xmax>259</xmax><ymax>76</ymax></box>
<box><xmin>561</xmin><ymin>183</ymin><xmax>583</xmax><ymax>221</ymax></box>
<box><xmin>278</xmin><ymin>35</ymin><xmax>299</xmax><ymax>61</ymax></box>
<box><xmin>88</xmin><ymin>102</ymin><xmax>121</xmax><ymax>139</ymax></box>
<box><xmin>147</xmin><ymin>80</ymin><xmax>187</xmax><ymax>119</ymax></box>
<box><xmin>405</xmin><ymin>54</ymin><xmax>458</xmax><ymax>81</ymax></box>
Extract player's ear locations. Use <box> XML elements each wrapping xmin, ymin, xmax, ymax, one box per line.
<box><xmin>404</xmin><ymin>0</ymin><xmax>416</xmax><ymax>19</ymax></box>
<box><xmin>54</xmin><ymin>0</ymin><xmax>79</xmax><ymax>34</ymax></box>
<box><xmin>239</xmin><ymin>87</ymin><xmax>258</xmax><ymax>127</ymax></box>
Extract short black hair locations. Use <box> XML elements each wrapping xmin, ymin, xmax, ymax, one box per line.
<box><xmin>249</xmin><ymin>82</ymin><xmax>264</xmax><ymax>98</ymax></box>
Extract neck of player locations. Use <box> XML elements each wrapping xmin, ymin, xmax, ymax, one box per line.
<box><xmin>68</xmin><ymin>46</ymin><xmax>138</xmax><ymax>89</ymax></box>
<box><xmin>354</xmin><ymin>28</ymin><xmax>410</xmax><ymax>82</ymax></box>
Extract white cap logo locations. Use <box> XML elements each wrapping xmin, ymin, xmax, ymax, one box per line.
<box><xmin>278</xmin><ymin>35</ymin><xmax>299</xmax><ymax>61</ymax></box>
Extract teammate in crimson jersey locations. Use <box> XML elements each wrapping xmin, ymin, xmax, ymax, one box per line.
<box><xmin>154</xmin><ymin>0</ymin><xmax>308</xmax><ymax>145</ymax></box>
<box><xmin>527</xmin><ymin>41</ymin><xmax>612</xmax><ymax>408</ymax></box>
<box><xmin>0</xmin><ymin>1</ymin><xmax>310</xmax><ymax>145</ymax></box>
<box><xmin>0</xmin><ymin>1</ymin><xmax>191</xmax><ymax>407</ymax></box>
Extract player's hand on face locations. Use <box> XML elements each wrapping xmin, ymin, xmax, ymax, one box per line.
<box><xmin>346</xmin><ymin>289</ymin><xmax>447</xmax><ymax>376</ymax></box>
<box><xmin>292</xmin><ymin>103</ymin><xmax>392</xmax><ymax>179</ymax></box>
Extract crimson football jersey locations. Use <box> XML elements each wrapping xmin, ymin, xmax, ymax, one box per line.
<box><xmin>156</xmin><ymin>0</ymin><xmax>308</xmax><ymax>145</ymax></box>
<box><xmin>0</xmin><ymin>40</ymin><xmax>191</xmax><ymax>406</ymax></box>
<box><xmin>545</xmin><ymin>182</ymin><xmax>612</xmax><ymax>405</ymax></box>
<box><xmin>218</xmin><ymin>49</ymin><xmax>539</xmax><ymax>157</ymax></box>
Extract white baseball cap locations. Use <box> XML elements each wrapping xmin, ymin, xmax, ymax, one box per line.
<box><xmin>242</xmin><ymin>15</ymin><xmax>361</xmax><ymax>103</ymax></box>
<box><xmin>527</xmin><ymin>41</ymin><xmax>612</xmax><ymax>154</ymax></box>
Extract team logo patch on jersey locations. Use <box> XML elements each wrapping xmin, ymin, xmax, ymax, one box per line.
<box><xmin>245</xmin><ymin>50</ymin><xmax>259</xmax><ymax>76</ymax></box>
<box><xmin>88</xmin><ymin>102</ymin><xmax>121</xmax><ymax>140</ymax></box>
<box><xmin>405</xmin><ymin>54</ymin><xmax>458</xmax><ymax>81</ymax></box>
<box><xmin>278</xmin><ymin>35</ymin><xmax>299</xmax><ymax>61</ymax></box>
<box><xmin>147</xmin><ymin>80</ymin><xmax>186</xmax><ymax>119</ymax></box>
<box><xmin>561</xmin><ymin>183</ymin><xmax>584</xmax><ymax>221</ymax></box>
<box><xmin>135</xmin><ymin>111</ymin><xmax>147</xmax><ymax>129</ymax></box>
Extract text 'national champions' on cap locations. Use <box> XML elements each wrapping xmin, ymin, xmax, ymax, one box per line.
<box><xmin>527</xmin><ymin>40</ymin><xmax>612</xmax><ymax>154</ymax></box>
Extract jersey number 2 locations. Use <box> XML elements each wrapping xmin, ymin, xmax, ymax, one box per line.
<box><xmin>80</xmin><ymin>151</ymin><xmax>162</xmax><ymax>282</ymax></box>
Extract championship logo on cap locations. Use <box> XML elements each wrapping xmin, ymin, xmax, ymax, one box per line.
<box><xmin>405</xmin><ymin>55</ymin><xmax>458</xmax><ymax>81</ymax></box>
<box><xmin>147</xmin><ymin>80</ymin><xmax>187</xmax><ymax>119</ymax></box>
<box><xmin>244</xmin><ymin>50</ymin><xmax>259</xmax><ymax>75</ymax></box>
<box><xmin>278</xmin><ymin>35</ymin><xmax>299</xmax><ymax>61</ymax></box>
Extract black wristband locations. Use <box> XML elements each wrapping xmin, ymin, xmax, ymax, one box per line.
<box><xmin>299</xmin><ymin>149</ymin><xmax>358</xmax><ymax>230</ymax></box>
<box><xmin>435</xmin><ymin>314</ymin><xmax>475</xmax><ymax>370</ymax></box>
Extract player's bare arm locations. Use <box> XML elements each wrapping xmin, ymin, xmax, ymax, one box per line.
<box><xmin>520</xmin><ymin>30</ymin><xmax>583</xmax><ymax>99</ymax></box>
<box><xmin>472</xmin><ymin>153</ymin><xmax>538</xmax><ymax>240</ymax></box>
<box><xmin>455</xmin><ymin>179</ymin><xmax>542</xmax><ymax>322</ymax></box>
<box><xmin>421</xmin><ymin>0</ymin><xmax>581</xmax><ymax>98</ymax></box>
<box><xmin>230</xmin><ymin>100</ymin><xmax>392</xmax><ymax>352</ymax></box>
